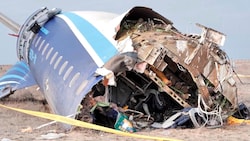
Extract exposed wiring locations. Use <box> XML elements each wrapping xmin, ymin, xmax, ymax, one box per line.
<box><xmin>197</xmin><ymin>94</ymin><xmax>223</xmax><ymax>128</ymax></box>
<box><xmin>177</xmin><ymin>63</ymin><xmax>187</xmax><ymax>72</ymax></box>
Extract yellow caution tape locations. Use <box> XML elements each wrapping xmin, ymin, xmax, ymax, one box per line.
<box><xmin>234</xmin><ymin>74</ymin><xmax>250</xmax><ymax>78</ymax></box>
<box><xmin>0</xmin><ymin>104</ymin><xmax>182</xmax><ymax>141</ymax></box>
<box><xmin>227</xmin><ymin>116</ymin><xmax>250</xmax><ymax>125</ymax></box>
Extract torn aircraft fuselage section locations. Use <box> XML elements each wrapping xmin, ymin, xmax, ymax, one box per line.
<box><xmin>80</xmin><ymin>7</ymin><xmax>238</xmax><ymax>130</ymax></box>
<box><xmin>5</xmin><ymin>6</ymin><xmax>238</xmax><ymax>130</ymax></box>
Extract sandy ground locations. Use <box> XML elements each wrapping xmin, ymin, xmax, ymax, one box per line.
<box><xmin>0</xmin><ymin>60</ymin><xmax>250</xmax><ymax>141</ymax></box>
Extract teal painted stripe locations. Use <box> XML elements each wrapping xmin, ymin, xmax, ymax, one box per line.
<box><xmin>0</xmin><ymin>74</ymin><xmax>26</xmax><ymax>81</ymax></box>
<box><xmin>63</xmin><ymin>12</ymin><xmax>118</xmax><ymax>63</ymax></box>
<box><xmin>8</xmin><ymin>67</ymin><xmax>26</xmax><ymax>75</ymax></box>
<box><xmin>40</xmin><ymin>27</ymin><xmax>49</xmax><ymax>35</ymax></box>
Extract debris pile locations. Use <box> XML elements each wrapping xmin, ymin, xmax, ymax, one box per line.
<box><xmin>76</xmin><ymin>8</ymin><xmax>246</xmax><ymax>132</ymax></box>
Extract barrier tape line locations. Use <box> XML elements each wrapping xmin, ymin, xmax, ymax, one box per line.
<box><xmin>227</xmin><ymin>116</ymin><xmax>250</xmax><ymax>125</ymax></box>
<box><xmin>0</xmin><ymin>104</ymin><xmax>182</xmax><ymax>141</ymax></box>
<box><xmin>235</xmin><ymin>74</ymin><xmax>250</xmax><ymax>78</ymax></box>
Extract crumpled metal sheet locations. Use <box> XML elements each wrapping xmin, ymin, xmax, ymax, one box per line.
<box><xmin>115</xmin><ymin>7</ymin><xmax>237</xmax><ymax>112</ymax></box>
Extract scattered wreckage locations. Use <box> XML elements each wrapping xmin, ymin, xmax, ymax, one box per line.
<box><xmin>0</xmin><ymin>7</ymin><xmax>249</xmax><ymax>132</ymax></box>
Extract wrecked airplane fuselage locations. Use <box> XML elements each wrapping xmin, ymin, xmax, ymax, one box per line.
<box><xmin>78</xmin><ymin>7</ymin><xmax>237</xmax><ymax>129</ymax></box>
<box><xmin>0</xmin><ymin>7</ymin><xmax>238</xmax><ymax>130</ymax></box>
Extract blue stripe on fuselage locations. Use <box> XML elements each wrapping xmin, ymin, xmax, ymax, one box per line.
<box><xmin>63</xmin><ymin>12</ymin><xmax>118</xmax><ymax>63</ymax></box>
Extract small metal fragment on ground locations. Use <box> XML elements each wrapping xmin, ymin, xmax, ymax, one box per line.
<box><xmin>21</xmin><ymin>126</ymin><xmax>33</xmax><ymax>133</ymax></box>
<box><xmin>1</xmin><ymin>138</ymin><xmax>12</xmax><ymax>141</ymax></box>
<box><xmin>37</xmin><ymin>133</ymin><xmax>66</xmax><ymax>140</ymax></box>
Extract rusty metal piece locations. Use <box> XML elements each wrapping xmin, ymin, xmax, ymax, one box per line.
<box><xmin>116</xmin><ymin>16</ymin><xmax>237</xmax><ymax>113</ymax></box>
<box><xmin>144</xmin><ymin>69</ymin><xmax>190</xmax><ymax>108</ymax></box>
<box><xmin>149</xmin><ymin>65</ymin><xmax>172</xmax><ymax>86</ymax></box>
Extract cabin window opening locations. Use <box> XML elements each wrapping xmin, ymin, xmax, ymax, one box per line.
<box><xmin>63</xmin><ymin>66</ymin><xmax>73</xmax><ymax>80</ymax></box>
<box><xmin>54</xmin><ymin>56</ymin><xmax>63</xmax><ymax>70</ymax></box>
<box><xmin>59</xmin><ymin>61</ymin><xmax>68</xmax><ymax>75</ymax></box>
<box><xmin>42</xmin><ymin>43</ymin><xmax>49</xmax><ymax>55</ymax></box>
<box><xmin>69</xmin><ymin>72</ymin><xmax>80</xmax><ymax>87</ymax></box>
<box><xmin>35</xmin><ymin>36</ymin><xmax>42</xmax><ymax>48</ymax></box>
<box><xmin>38</xmin><ymin>40</ymin><xmax>45</xmax><ymax>51</ymax></box>
<box><xmin>46</xmin><ymin>47</ymin><xmax>54</xmax><ymax>60</ymax></box>
<box><xmin>50</xmin><ymin>52</ymin><xmax>58</xmax><ymax>65</ymax></box>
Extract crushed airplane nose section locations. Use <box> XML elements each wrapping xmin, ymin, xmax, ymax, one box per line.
<box><xmin>76</xmin><ymin>7</ymin><xmax>239</xmax><ymax>130</ymax></box>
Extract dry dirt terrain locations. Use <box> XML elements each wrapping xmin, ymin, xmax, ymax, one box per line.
<box><xmin>0</xmin><ymin>60</ymin><xmax>250</xmax><ymax>141</ymax></box>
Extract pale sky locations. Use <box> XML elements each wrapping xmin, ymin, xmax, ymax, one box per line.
<box><xmin>1</xmin><ymin>0</ymin><xmax>249</xmax><ymax>64</ymax></box>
